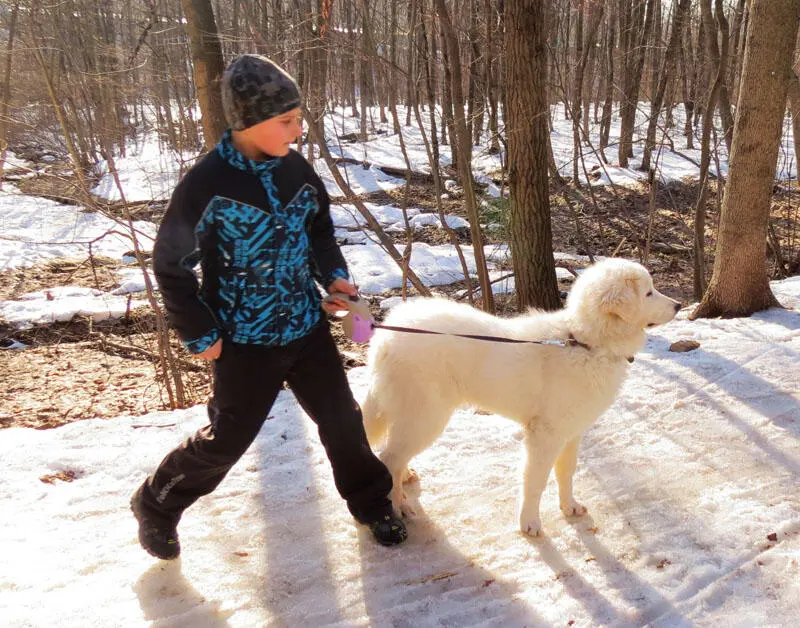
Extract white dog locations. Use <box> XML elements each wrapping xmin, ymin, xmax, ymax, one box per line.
<box><xmin>362</xmin><ymin>258</ymin><xmax>680</xmax><ymax>537</ymax></box>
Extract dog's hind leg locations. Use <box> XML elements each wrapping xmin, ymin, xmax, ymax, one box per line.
<box><xmin>360</xmin><ymin>387</ymin><xmax>387</xmax><ymax>447</ymax></box>
<box><xmin>519</xmin><ymin>425</ymin><xmax>563</xmax><ymax>538</ymax></box>
<box><xmin>380</xmin><ymin>397</ymin><xmax>454</xmax><ymax>518</ymax></box>
<box><xmin>554</xmin><ymin>437</ymin><xmax>588</xmax><ymax>518</ymax></box>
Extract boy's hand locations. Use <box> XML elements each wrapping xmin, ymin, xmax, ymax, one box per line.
<box><xmin>323</xmin><ymin>278</ymin><xmax>357</xmax><ymax>314</ymax></box>
<box><xmin>194</xmin><ymin>338</ymin><xmax>222</xmax><ymax>360</ymax></box>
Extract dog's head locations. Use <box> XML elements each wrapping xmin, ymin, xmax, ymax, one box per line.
<box><xmin>567</xmin><ymin>259</ymin><xmax>680</xmax><ymax>345</ymax></box>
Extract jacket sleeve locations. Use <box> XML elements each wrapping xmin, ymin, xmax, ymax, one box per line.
<box><xmin>308</xmin><ymin>171</ymin><xmax>349</xmax><ymax>290</ymax></box>
<box><xmin>152</xmin><ymin>175</ymin><xmax>221</xmax><ymax>354</ymax></box>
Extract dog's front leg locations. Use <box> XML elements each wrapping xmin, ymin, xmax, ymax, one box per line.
<box><xmin>519</xmin><ymin>426</ymin><xmax>561</xmax><ymax>538</ymax></box>
<box><xmin>555</xmin><ymin>437</ymin><xmax>588</xmax><ymax>518</ymax></box>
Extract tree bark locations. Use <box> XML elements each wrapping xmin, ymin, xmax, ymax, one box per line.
<box><xmin>505</xmin><ymin>0</ymin><xmax>560</xmax><ymax>312</ymax></box>
<box><xmin>570</xmin><ymin>1</ymin><xmax>602</xmax><ymax>185</ymax></box>
<box><xmin>692</xmin><ymin>0</ymin><xmax>730</xmax><ymax>299</ymax></box>
<box><xmin>180</xmin><ymin>0</ymin><xmax>227</xmax><ymax>150</ymax></box>
<box><xmin>0</xmin><ymin>2</ymin><xmax>19</xmax><ymax>190</ymax></box>
<box><xmin>618</xmin><ymin>0</ymin><xmax>655</xmax><ymax>167</ymax></box>
<box><xmin>599</xmin><ymin>12</ymin><xmax>616</xmax><ymax>161</ymax></box>
<box><xmin>679</xmin><ymin>13</ymin><xmax>696</xmax><ymax>149</ymax></box>
<box><xmin>641</xmin><ymin>0</ymin><xmax>690</xmax><ymax>171</ymax></box>
<box><xmin>691</xmin><ymin>0</ymin><xmax>800</xmax><ymax>319</ymax></box>
<box><xmin>435</xmin><ymin>0</ymin><xmax>494</xmax><ymax>312</ymax></box>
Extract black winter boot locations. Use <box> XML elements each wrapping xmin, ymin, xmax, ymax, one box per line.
<box><xmin>130</xmin><ymin>485</ymin><xmax>181</xmax><ymax>560</ymax></box>
<box><xmin>367</xmin><ymin>513</ymin><xmax>408</xmax><ymax>546</ymax></box>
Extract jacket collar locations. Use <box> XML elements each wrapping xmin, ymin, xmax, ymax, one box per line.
<box><xmin>217</xmin><ymin>129</ymin><xmax>283</xmax><ymax>211</ymax></box>
<box><xmin>216</xmin><ymin>129</ymin><xmax>282</xmax><ymax>176</ymax></box>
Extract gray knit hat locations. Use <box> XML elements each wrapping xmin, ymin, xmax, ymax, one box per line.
<box><xmin>221</xmin><ymin>55</ymin><xmax>302</xmax><ymax>130</ymax></box>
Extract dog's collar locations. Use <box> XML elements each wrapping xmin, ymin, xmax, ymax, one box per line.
<box><xmin>568</xmin><ymin>333</ymin><xmax>635</xmax><ymax>363</ymax></box>
<box><xmin>566</xmin><ymin>333</ymin><xmax>591</xmax><ymax>351</ymax></box>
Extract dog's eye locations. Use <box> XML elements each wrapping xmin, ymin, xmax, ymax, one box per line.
<box><xmin>646</xmin><ymin>290</ymin><xmax>653</xmax><ymax>297</ymax></box>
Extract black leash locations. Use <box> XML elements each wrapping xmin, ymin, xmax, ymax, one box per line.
<box><xmin>371</xmin><ymin>323</ymin><xmax>592</xmax><ymax>351</ymax></box>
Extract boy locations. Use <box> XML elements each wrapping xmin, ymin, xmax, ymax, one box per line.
<box><xmin>130</xmin><ymin>54</ymin><xmax>407</xmax><ymax>559</ymax></box>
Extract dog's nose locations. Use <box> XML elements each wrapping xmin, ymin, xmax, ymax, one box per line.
<box><xmin>673</xmin><ymin>302</ymin><xmax>681</xmax><ymax>312</ymax></box>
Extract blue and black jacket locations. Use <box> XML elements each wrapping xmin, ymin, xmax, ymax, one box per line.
<box><xmin>153</xmin><ymin>131</ymin><xmax>348</xmax><ymax>354</ymax></box>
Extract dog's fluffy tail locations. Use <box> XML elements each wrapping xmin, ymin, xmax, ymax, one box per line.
<box><xmin>361</xmin><ymin>386</ymin><xmax>387</xmax><ymax>448</ymax></box>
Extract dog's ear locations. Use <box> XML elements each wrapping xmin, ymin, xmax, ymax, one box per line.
<box><xmin>600</xmin><ymin>277</ymin><xmax>639</xmax><ymax>320</ymax></box>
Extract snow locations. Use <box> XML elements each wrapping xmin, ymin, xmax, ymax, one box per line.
<box><xmin>405</xmin><ymin>213</ymin><xmax>470</xmax><ymax>231</ymax></box>
<box><xmin>314</xmin><ymin>158</ymin><xmax>407</xmax><ymax>197</ymax></box>
<box><xmin>111</xmin><ymin>267</ymin><xmax>158</xmax><ymax>296</ymax></box>
<box><xmin>0</xmin><ymin>286</ymin><xmax>148</xmax><ymax>329</ymax></box>
<box><xmin>330</xmin><ymin>201</ymin><xmax>422</xmax><ymax>228</ymax></box>
<box><xmin>1</xmin><ymin>149</ymin><xmax>33</xmax><ymax>172</ymax></box>
<box><xmin>88</xmin><ymin>103</ymin><xmax>798</xmax><ymax>205</ymax></box>
<box><xmin>91</xmin><ymin>131</ymin><xmax>196</xmax><ymax>203</ymax></box>
<box><xmin>342</xmin><ymin>241</ymin><xmax>482</xmax><ymax>294</ymax></box>
<box><xmin>1</xmin><ymin>279</ymin><xmax>798</xmax><ymax>627</ymax></box>
<box><xmin>0</xmin><ymin>186</ymin><xmax>156</xmax><ymax>271</ymax></box>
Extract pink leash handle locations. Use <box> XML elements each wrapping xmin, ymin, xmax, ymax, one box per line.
<box><xmin>323</xmin><ymin>292</ymin><xmax>375</xmax><ymax>343</ymax></box>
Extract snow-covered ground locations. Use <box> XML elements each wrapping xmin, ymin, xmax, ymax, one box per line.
<box><xmin>2</xmin><ymin>102</ymin><xmax>799</xmax><ymax>626</ymax></box>
<box><xmin>1</xmin><ymin>278</ymin><xmax>798</xmax><ymax>627</ymax></box>
<box><xmin>0</xmin><ymin>185</ymin><xmax>156</xmax><ymax>272</ymax></box>
<box><xmin>1</xmin><ymin>149</ymin><xmax>32</xmax><ymax>173</ymax></box>
<box><xmin>88</xmin><ymin>103</ymin><xmax>799</xmax><ymax>203</ymax></box>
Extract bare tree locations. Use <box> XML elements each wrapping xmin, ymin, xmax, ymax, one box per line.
<box><xmin>0</xmin><ymin>1</ymin><xmax>19</xmax><ymax>189</ymax></box>
<box><xmin>692</xmin><ymin>0</ymin><xmax>730</xmax><ymax>299</ymax></box>
<box><xmin>640</xmin><ymin>0</ymin><xmax>690</xmax><ymax>172</ymax></box>
<box><xmin>618</xmin><ymin>0</ymin><xmax>655</xmax><ymax>167</ymax></box>
<box><xmin>435</xmin><ymin>0</ymin><xmax>495</xmax><ymax>312</ymax></box>
<box><xmin>180</xmin><ymin>0</ymin><xmax>226</xmax><ymax>149</ymax></box>
<box><xmin>692</xmin><ymin>0</ymin><xmax>800</xmax><ymax>319</ymax></box>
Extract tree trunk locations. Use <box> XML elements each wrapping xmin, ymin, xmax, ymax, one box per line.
<box><xmin>641</xmin><ymin>0</ymin><xmax>690</xmax><ymax>171</ymax></box>
<box><xmin>599</xmin><ymin>13</ymin><xmax>616</xmax><ymax>161</ymax></box>
<box><xmin>434</xmin><ymin>0</ymin><xmax>494</xmax><ymax>312</ymax></box>
<box><xmin>306</xmin><ymin>0</ymin><xmax>330</xmax><ymax>156</ymax></box>
<box><xmin>0</xmin><ymin>2</ymin><xmax>19</xmax><ymax>190</ymax></box>
<box><xmin>571</xmin><ymin>1</ymin><xmax>602</xmax><ymax>185</ymax></box>
<box><xmin>701</xmin><ymin>0</ymin><xmax>734</xmax><ymax>155</ymax></box>
<box><xmin>180</xmin><ymin>0</ymin><xmax>226</xmax><ymax>149</ymax></box>
<box><xmin>618</xmin><ymin>0</ymin><xmax>655</xmax><ymax>167</ymax></box>
<box><xmin>505</xmin><ymin>0</ymin><xmax>560</xmax><ymax>312</ymax></box>
<box><xmin>692</xmin><ymin>0</ymin><xmax>730</xmax><ymax>299</ymax></box>
<box><xmin>571</xmin><ymin>0</ymin><xmax>584</xmax><ymax>185</ymax></box>
<box><xmin>679</xmin><ymin>14</ymin><xmax>696</xmax><ymax>149</ymax></box>
<box><xmin>691</xmin><ymin>0</ymin><xmax>800</xmax><ymax>319</ymax></box>
<box><xmin>487</xmin><ymin>0</ymin><xmax>501</xmax><ymax>153</ymax></box>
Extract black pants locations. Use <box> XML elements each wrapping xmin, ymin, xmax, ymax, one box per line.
<box><xmin>137</xmin><ymin>321</ymin><xmax>392</xmax><ymax>525</ymax></box>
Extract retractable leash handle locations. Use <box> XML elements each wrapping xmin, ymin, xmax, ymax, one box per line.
<box><xmin>323</xmin><ymin>292</ymin><xmax>376</xmax><ymax>343</ymax></box>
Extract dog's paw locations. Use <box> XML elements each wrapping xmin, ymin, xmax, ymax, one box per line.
<box><xmin>519</xmin><ymin>512</ymin><xmax>544</xmax><ymax>538</ymax></box>
<box><xmin>401</xmin><ymin>468</ymin><xmax>420</xmax><ymax>484</ymax></box>
<box><xmin>390</xmin><ymin>490</ymin><xmax>417</xmax><ymax>519</ymax></box>
<box><xmin>399</xmin><ymin>500</ymin><xmax>417</xmax><ymax>518</ymax></box>
<box><xmin>560</xmin><ymin>501</ymin><xmax>588</xmax><ymax>518</ymax></box>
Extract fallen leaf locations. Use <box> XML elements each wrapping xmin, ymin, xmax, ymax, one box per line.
<box><xmin>669</xmin><ymin>340</ymin><xmax>700</xmax><ymax>353</ymax></box>
<box><xmin>40</xmin><ymin>470</ymin><xmax>77</xmax><ymax>484</ymax></box>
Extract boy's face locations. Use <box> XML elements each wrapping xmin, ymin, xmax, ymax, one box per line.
<box><xmin>238</xmin><ymin>108</ymin><xmax>303</xmax><ymax>158</ymax></box>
